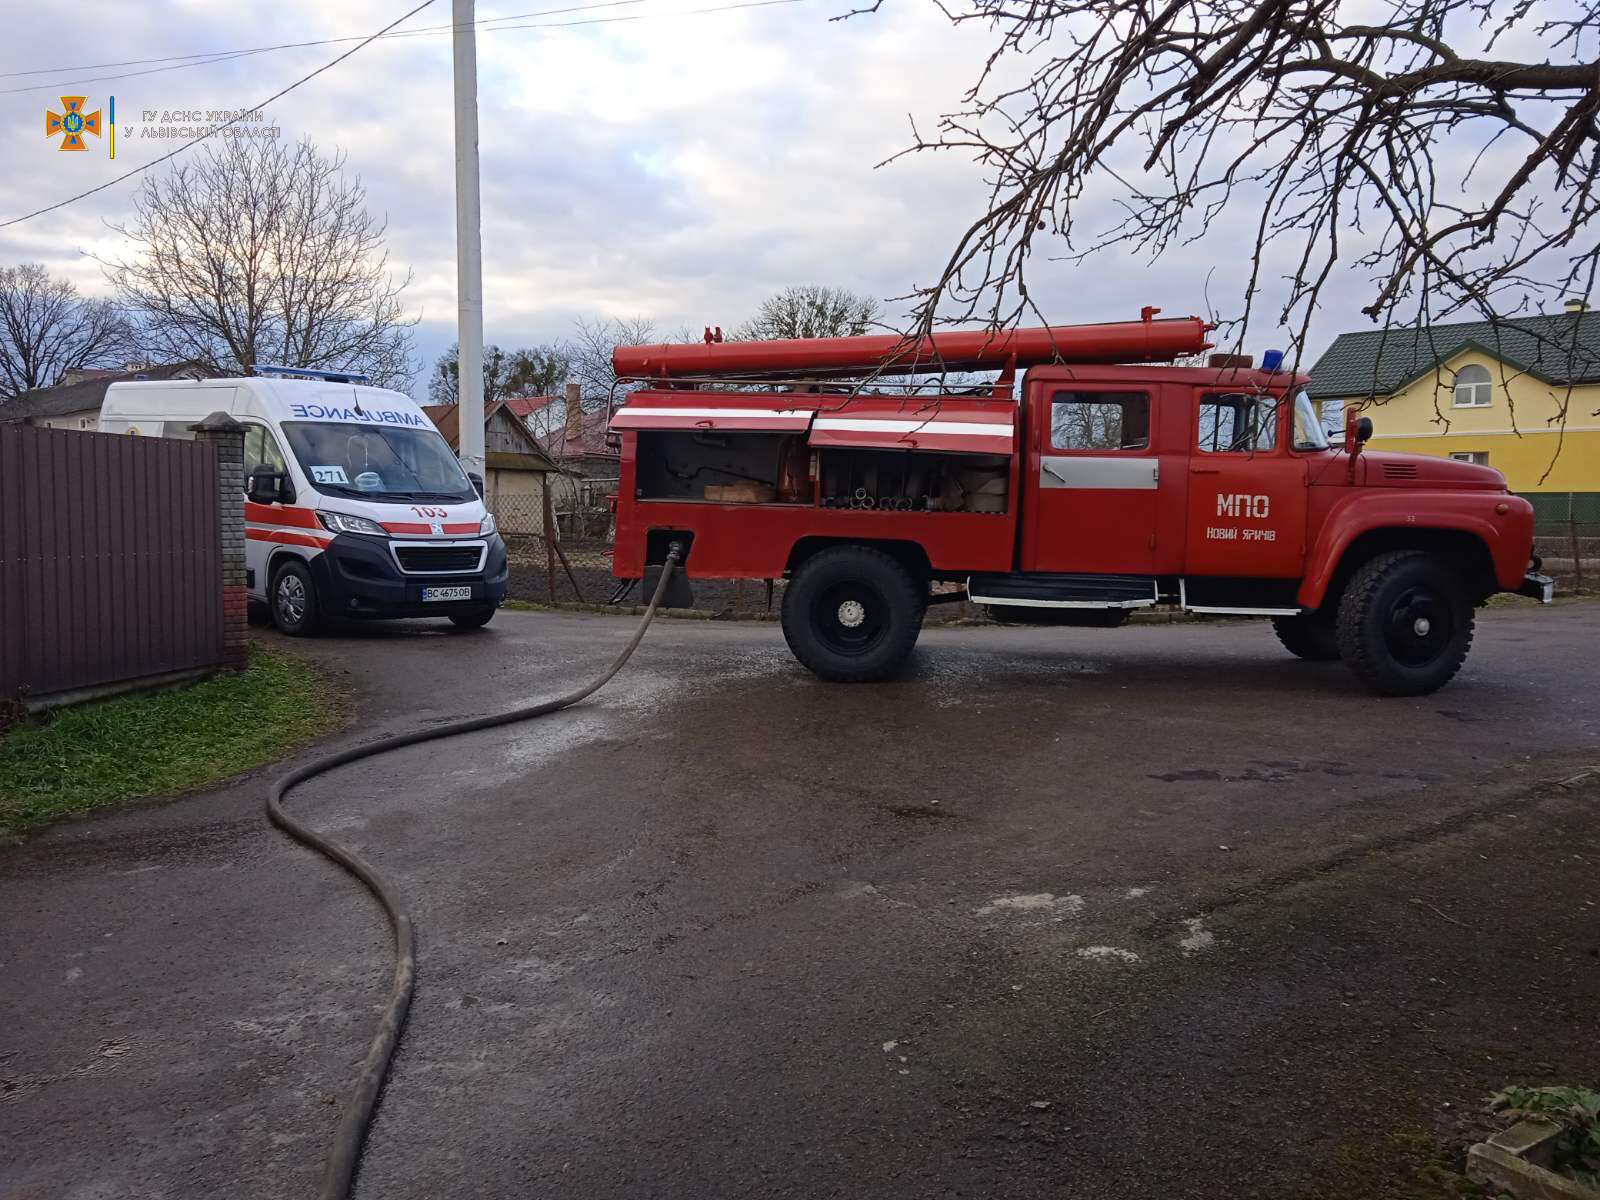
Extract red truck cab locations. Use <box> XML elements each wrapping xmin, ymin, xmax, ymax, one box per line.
<box><xmin>610</xmin><ymin>318</ymin><xmax>1550</xmax><ymax>696</ymax></box>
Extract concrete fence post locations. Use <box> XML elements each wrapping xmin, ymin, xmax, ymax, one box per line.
<box><xmin>191</xmin><ymin>412</ymin><xmax>249</xmax><ymax>672</ymax></box>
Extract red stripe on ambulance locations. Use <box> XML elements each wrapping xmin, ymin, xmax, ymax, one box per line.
<box><xmin>245</xmin><ymin>501</ymin><xmax>321</xmax><ymax>529</ymax></box>
<box><xmin>246</xmin><ymin>529</ymin><xmax>332</xmax><ymax>549</ymax></box>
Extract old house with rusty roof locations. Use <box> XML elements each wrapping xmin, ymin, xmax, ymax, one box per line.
<box><xmin>423</xmin><ymin>400</ymin><xmax>560</xmax><ymax>535</ymax></box>
<box><xmin>506</xmin><ymin>385</ymin><xmax>620</xmax><ymax>538</ymax></box>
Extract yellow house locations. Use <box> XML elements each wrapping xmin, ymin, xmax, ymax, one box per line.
<box><xmin>1308</xmin><ymin>303</ymin><xmax>1600</xmax><ymax>494</ymax></box>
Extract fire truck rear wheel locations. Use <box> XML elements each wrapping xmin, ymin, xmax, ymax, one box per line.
<box><xmin>1335</xmin><ymin>550</ymin><xmax>1474</xmax><ymax>696</ymax></box>
<box><xmin>270</xmin><ymin>559</ymin><xmax>322</xmax><ymax>637</ymax></box>
<box><xmin>782</xmin><ymin>546</ymin><xmax>925</xmax><ymax>682</ymax></box>
<box><xmin>1270</xmin><ymin>613</ymin><xmax>1339</xmax><ymax>661</ymax></box>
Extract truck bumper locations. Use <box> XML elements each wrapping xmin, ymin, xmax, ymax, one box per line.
<box><xmin>310</xmin><ymin>533</ymin><xmax>509</xmax><ymax>618</ymax></box>
<box><xmin>1516</xmin><ymin>571</ymin><xmax>1555</xmax><ymax>604</ymax></box>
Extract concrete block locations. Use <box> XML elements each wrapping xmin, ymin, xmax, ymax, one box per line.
<box><xmin>1467</xmin><ymin>1123</ymin><xmax>1599</xmax><ymax>1200</ymax></box>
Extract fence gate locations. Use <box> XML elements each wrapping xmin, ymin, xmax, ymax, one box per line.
<box><xmin>0</xmin><ymin>424</ymin><xmax>224</xmax><ymax>703</ymax></box>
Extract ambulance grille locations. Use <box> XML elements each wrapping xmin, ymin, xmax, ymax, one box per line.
<box><xmin>395</xmin><ymin>545</ymin><xmax>483</xmax><ymax>573</ymax></box>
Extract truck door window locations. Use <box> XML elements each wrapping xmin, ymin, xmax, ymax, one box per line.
<box><xmin>1050</xmin><ymin>392</ymin><xmax>1150</xmax><ymax>451</ymax></box>
<box><xmin>1198</xmin><ymin>393</ymin><xmax>1279</xmax><ymax>453</ymax></box>
<box><xmin>242</xmin><ymin>424</ymin><xmax>288</xmax><ymax>488</ymax></box>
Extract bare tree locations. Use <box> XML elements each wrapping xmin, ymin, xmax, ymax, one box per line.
<box><xmin>104</xmin><ymin>138</ymin><xmax>416</xmax><ymax>389</ymax></box>
<box><xmin>429</xmin><ymin>342</ymin><xmax>571</xmax><ymax>406</ymax></box>
<box><xmin>733</xmin><ymin>285</ymin><xmax>882</xmax><ymax>340</ymax></box>
<box><xmin>0</xmin><ymin>264</ymin><xmax>135</xmax><ymax>400</ymax></box>
<box><xmin>567</xmin><ymin>315</ymin><xmax>660</xmax><ymax>403</ymax></box>
<box><xmin>874</xmin><ymin>0</ymin><xmax>1600</xmax><ymax>430</ymax></box>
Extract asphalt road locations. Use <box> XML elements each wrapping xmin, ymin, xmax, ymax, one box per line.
<box><xmin>4</xmin><ymin>603</ymin><xmax>1599</xmax><ymax>1199</ymax></box>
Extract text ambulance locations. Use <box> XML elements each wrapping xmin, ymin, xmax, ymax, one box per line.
<box><xmin>100</xmin><ymin>368</ymin><xmax>507</xmax><ymax>634</ymax></box>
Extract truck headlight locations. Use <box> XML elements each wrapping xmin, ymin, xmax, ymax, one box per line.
<box><xmin>478</xmin><ymin>513</ymin><xmax>497</xmax><ymax>536</ymax></box>
<box><xmin>318</xmin><ymin>510</ymin><xmax>389</xmax><ymax>537</ymax></box>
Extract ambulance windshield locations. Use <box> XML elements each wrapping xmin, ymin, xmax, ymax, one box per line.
<box><xmin>282</xmin><ymin>422</ymin><xmax>477</xmax><ymax>503</ymax></box>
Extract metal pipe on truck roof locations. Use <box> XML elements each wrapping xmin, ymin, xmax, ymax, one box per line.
<box><xmin>611</xmin><ymin>315</ymin><xmax>1212</xmax><ymax>380</ymax></box>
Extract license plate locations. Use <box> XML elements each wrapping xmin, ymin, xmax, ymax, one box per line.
<box><xmin>422</xmin><ymin>586</ymin><xmax>473</xmax><ymax>602</ymax></box>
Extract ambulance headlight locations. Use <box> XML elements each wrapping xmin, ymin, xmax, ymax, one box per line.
<box><xmin>318</xmin><ymin>511</ymin><xmax>389</xmax><ymax>537</ymax></box>
<box><xmin>478</xmin><ymin>513</ymin><xmax>497</xmax><ymax>536</ymax></box>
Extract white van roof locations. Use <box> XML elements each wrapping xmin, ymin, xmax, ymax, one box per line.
<box><xmin>101</xmin><ymin>375</ymin><xmax>429</xmax><ymax>429</ymax></box>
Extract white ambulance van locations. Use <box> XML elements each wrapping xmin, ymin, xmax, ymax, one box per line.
<box><xmin>99</xmin><ymin>367</ymin><xmax>507</xmax><ymax>635</ymax></box>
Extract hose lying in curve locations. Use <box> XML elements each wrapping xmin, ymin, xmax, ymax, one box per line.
<box><xmin>267</xmin><ymin>546</ymin><xmax>682</xmax><ymax>1200</ymax></box>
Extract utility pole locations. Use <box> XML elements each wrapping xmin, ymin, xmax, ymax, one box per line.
<box><xmin>453</xmin><ymin>0</ymin><xmax>486</xmax><ymax>481</ymax></box>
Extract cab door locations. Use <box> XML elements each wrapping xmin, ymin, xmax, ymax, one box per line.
<box><xmin>240</xmin><ymin>422</ymin><xmax>296</xmax><ymax>601</ymax></box>
<box><xmin>1183</xmin><ymin>392</ymin><xmax>1308</xmax><ymax>580</ymax></box>
<box><xmin>1023</xmin><ymin>385</ymin><xmax>1160</xmax><ymax>574</ymax></box>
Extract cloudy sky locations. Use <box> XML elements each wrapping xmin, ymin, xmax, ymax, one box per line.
<box><xmin>0</xmin><ymin>0</ymin><xmax>1481</xmax><ymax>397</ymax></box>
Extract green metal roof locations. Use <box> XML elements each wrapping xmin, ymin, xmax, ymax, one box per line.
<box><xmin>1306</xmin><ymin>311</ymin><xmax>1600</xmax><ymax>400</ymax></box>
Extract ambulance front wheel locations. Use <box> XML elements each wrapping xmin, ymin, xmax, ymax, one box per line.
<box><xmin>448</xmin><ymin>604</ymin><xmax>496</xmax><ymax>629</ymax></box>
<box><xmin>270</xmin><ymin>559</ymin><xmax>322</xmax><ymax>637</ymax></box>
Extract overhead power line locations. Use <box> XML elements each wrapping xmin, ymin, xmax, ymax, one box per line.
<box><xmin>0</xmin><ymin>0</ymin><xmax>814</xmax><ymax>95</ymax></box>
<box><xmin>0</xmin><ymin>0</ymin><xmax>651</xmax><ymax>87</ymax></box>
<box><xmin>0</xmin><ymin>0</ymin><xmax>441</xmax><ymax>230</ymax></box>
<box><xmin>0</xmin><ymin>0</ymin><xmax>820</xmax><ymax>229</ymax></box>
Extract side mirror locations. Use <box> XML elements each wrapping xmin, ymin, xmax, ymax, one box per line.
<box><xmin>468</xmin><ymin>470</ymin><xmax>485</xmax><ymax>500</ymax></box>
<box><xmin>246</xmin><ymin>465</ymin><xmax>289</xmax><ymax>504</ymax></box>
<box><xmin>1343</xmin><ymin>408</ymin><xmax>1374</xmax><ymax>453</ymax></box>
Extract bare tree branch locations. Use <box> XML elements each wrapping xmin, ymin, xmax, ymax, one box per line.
<box><xmin>862</xmin><ymin>0</ymin><xmax>1600</xmax><ymax>440</ymax></box>
<box><xmin>102</xmin><ymin>137</ymin><xmax>417</xmax><ymax>390</ymax></box>
<box><xmin>0</xmin><ymin>264</ymin><xmax>135</xmax><ymax>400</ymax></box>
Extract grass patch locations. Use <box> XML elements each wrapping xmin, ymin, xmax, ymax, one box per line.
<box><xmin>1281</xmin><ymin>1129</ymin><xmax>1488</xmax><ymax>1200</ymax></box>
<box><xmin>0</xmin><ymin>645</ymin><xmax>339</xmax><ymax>836</ymax></box>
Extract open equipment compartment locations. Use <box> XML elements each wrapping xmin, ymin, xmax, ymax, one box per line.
<box><xmin>817</xmin><ymin>447</ymin><xmax>1010</xmax><ymax>513</ymax></box>
<box><xmin>634</xmin><ymin>429</ymin><xmax>812</xmax><ymax>504</ymax></box>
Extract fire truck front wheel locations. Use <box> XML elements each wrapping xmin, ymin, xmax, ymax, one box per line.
<box><xmin>782</xmin><ymin>546</ymin><xmax>925</xmax><ymax>682</ymax></box>
<box><xmin>1335</xmin><ymin>550</ymin><xmax>1474</xmax><ymax>696</ymax></box>
<box><xmin>270</xmin><ymin>559</ymin><xmax>323</xmax><ymax>637</ymax></box>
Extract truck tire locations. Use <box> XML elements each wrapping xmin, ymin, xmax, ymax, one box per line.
<box><xmin>782</xmin><ymin>546</ymin><xmax>924</xmax><ymax>682</ymax></box>
<box><xmin>448</xmin><ymin>604</ymin><xmax>497</xmax><ymax>630</ymax></box>
<box><xmin>270</xmin><ymin>559</ymin><xmax>322</xmax><ymax>637</ymax></box>
<box><xmin>1271</xmin><ymin>613</ymin><xmax>1339</xmax><ymax>661</ymax></box>
<box><xmin>1335</xmin><ymin>550</ymin><xmax>1474</xmax><ymax>696</ymax></box>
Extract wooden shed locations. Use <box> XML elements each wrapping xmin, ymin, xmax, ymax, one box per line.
<box><xmin>424</xmin><ymin>401</ymin><xmax>563</xmax><ymax>535</ymax></box>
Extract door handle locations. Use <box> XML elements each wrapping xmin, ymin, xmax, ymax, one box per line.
<box><xmin>1190</xmin><ymin>466</ymin><xmax>1221</xmax><ymax>475</ymax></box>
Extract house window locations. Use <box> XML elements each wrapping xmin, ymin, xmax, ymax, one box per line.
<box><xmin>1452</xmin><ymin>364</ymin><xmax>1492</xmax><ymax>407</ymax></box>
<box><xmin>1449</xmin><ymin>451</ymin><xmax>1490</xmax><ymax>466</ymax></box>
<box><xmin>1050</xmin><ymin>392</ymin><xmax>1150</xmax><ymax>451</ymax></box>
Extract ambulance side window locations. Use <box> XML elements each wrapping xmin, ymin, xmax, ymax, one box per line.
<box><xmin>242</xmin><ymin>424</ymin><xmax>288</xmax><ymax>490</ymax></box>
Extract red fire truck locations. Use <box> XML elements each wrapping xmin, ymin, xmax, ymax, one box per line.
<box><xmin>608</xmin><ymin>313</ymin><xmax>1551</xmax><ymax>695</ymax></box>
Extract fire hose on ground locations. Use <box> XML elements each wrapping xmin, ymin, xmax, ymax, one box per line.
<box><xmin>266</xmin><ymin>543</ymin><xmax>683</xmax><ymax>1200</ymax></box>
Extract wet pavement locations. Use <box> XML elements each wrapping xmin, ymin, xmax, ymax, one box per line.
<box><xmin>3</xmin><ymin>603</ymin><xmax>1599</xmax><ymax>1198</ymax></box>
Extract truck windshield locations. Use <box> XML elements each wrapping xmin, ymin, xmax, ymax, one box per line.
<box><xmin>281</xmin><ymin>422</ymin><xmax>477</xmax><ymax>502</ymax></box>
<box><xmin>1292</xmin><ymin>389</ymin><xmax>1331</xmax><ymax>451</ymax></box>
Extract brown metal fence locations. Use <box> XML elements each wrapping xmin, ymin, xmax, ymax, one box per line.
<box><xmin>0</xmin><ymin>425</ymin><xmax>224</xmax><ymax>703</ymax></box>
